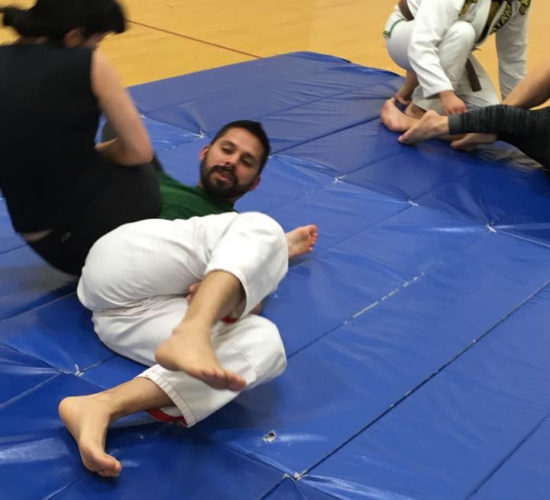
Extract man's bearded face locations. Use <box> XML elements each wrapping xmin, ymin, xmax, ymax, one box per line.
<box><xmin>198</xmin><ymin>128</ymin><xmax>264</xmax><ymax>201</ymax></box>
<box><xmin>200</xmin><ymin>160</ymin><xmax>258</xmax><ymax>200</ymax></box>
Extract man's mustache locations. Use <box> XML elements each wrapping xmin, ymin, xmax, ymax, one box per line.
<box><xmin>207</xmin><ymin>165</ymin><xmax>237</xmax><ymax>184</ymax></box>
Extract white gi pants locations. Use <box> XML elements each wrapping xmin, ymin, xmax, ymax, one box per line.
<box><xmin>384</xmin><ymin>12</ymin><xmax>500</xmax><ymax>112</ymax></box>
<box><xmin>77</xmin><ymin>212</ymin><xmax>289</xmax><ymax>427</ymax></box>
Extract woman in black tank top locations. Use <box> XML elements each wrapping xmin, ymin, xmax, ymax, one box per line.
<box><xmin>0</xmin><ymin>0</ymin><xmax>161</xmax><ymax>274</ymax></box>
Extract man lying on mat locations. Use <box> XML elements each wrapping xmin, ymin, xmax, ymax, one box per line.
<box><xmin>59</xmin><ymin>117</ymin><xmax>317</xmax><ymax>477</ymax></box>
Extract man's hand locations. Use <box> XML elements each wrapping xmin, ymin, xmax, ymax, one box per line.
<box><xmin>440</xmin><ymin>90</ymin><xmax>467</xmax><ymax>115</ymax></box>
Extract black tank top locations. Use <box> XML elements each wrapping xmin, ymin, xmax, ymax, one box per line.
<box><xmin>0</xmin><ymin>43</ymin><xmax>110</xmax><ymax>232</ymax></box>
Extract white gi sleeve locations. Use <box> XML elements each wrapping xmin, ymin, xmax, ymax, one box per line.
<box><xmin>408</xmin><ymin>0</ymin><xmax>464</xmax><ymax>97</ymax></box>
<box><xmin>495</xmin><ymin>5</ymin><xmax>530</xmax><ymax>99</ymax></box>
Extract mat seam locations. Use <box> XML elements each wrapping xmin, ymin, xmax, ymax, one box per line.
<box><xmin>295</xmin><ymin>281</ymin><xmax>550</xmax><ymax>479</ymax></box>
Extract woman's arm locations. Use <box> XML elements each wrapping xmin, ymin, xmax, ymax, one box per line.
<box><xmin>503</xmin><ymin>59</ymin><xmax>550</xmax><ymax>109</ymax></box>
<box><xmin>91</xmin><ymin>51</ymin><xmax>153</xmax><ymax>166</ymax></box>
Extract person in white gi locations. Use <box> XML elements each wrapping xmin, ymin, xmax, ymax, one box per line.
<box><xmin>383</xmin><ymin>0</ymin><xmax>531</xmax><ymax>116</ymax></box>
<box><xmin>58</xmin><ymin>123</ymin><xmax>317</xmax><ymax>477</ymax></box>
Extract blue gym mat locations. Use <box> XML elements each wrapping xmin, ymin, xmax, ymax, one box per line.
<box><xmin>1</xmin><ymin>52</ymin><xmax>549</xmax><ymax>499</ymax></box>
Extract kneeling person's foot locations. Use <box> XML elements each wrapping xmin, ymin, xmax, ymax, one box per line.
<box><xmin>381</xmin><ymin>98</ymin><xmax>416</xmax><ymax>132</ymax></box>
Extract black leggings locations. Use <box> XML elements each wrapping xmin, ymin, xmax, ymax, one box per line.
<box><xmin>448</xmin><ymin>105</ymin><xmax>550</xmax><ymax>170</ymax></box>
<box><xmin>29</xmin><ymin>162</ymin><xmax>161</xmax><ymax>275</ymax></box>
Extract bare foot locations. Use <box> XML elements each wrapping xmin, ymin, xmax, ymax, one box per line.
<box><xmin>155</xmin><ymin>322</ymin><xmax>247</xmax><ymax>391</ymax></box>
<box><xmin>381</xmin><ymin>98</ymin><xmax>417</xmax><ymax>132</ymax></box>
<box><xmin>286</xmin><ymin>224</ymin><xmax>318</xmax><ymax>259</ymax></box>
<box><xmin>451</xmin><ymin>132</ymin><xmax>497</xmax><ymax>151</ymax></box>
<box><xmin>59</xmin><ymin>395</ymin><xmax>122</xmax><ymax>477</ymax></box>
<box><xmin>398</xmin><ymin>110</ymin><xmax>448</xmax><ymax>144</ymax></box>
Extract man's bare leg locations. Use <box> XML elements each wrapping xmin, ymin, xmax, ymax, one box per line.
<box><xmin>398</xmin><ymin>110</ymin><xmax>450</xmax><ymax>144</ymax></box>
<box><xmin>59</xmin><ymin>377</ymin><xmax>171</xmax><ymax>477</ymax></box>
<box><xmin>155</xmin><ymin>270</ymin><xmax>248</xmax><ymax>391</ymax></box>
<box><xmin>394</xmin><ymin>70</ymin><xmax>418</xmax><ymax>105</ymax></box>
<box><xmin>286</xmin><ymin>224</ymin><xmax>318</xmax><ymax>259</ymax></box>
<box><xmin>381</xmin><ymin>98</ymin><xmax>419</xmax><ymax>132</ymax></box>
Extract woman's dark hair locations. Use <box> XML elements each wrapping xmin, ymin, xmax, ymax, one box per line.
<box><xmin>211</xmin><ymin>120</ymin><xmax>271</xmax><ymax>172</ymax></box>
<box><xmin>0</xmin><ymin>0</ymin><xmax>125</xmax><ymax>41</ymax></box>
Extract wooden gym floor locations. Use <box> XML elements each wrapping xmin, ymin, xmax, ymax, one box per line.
<box><xmin>1</xmin><ymin>0</ymin><xmax>548</xmax><ymax>91</ymax></box>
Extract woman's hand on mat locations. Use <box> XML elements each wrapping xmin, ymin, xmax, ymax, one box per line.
<box><xmin>440</xmin><ymin>91</ymin><xmax>467</xmax><ymax>115</ymax></box>
<box><xmin>394</xmin><ymin>89</ymin><xmax>412</xmax><ymax>105</ymax></box>
<box><xmin>394</xmin><ymin>70</ymin><xmax>418</xmax><ymax>105</ymax></box>
<box><xmin>451</xmin><ymin>132</ymin><xmax>497</xmax><ymax>151</ymax></box>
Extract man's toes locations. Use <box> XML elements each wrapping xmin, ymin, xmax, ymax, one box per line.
<box><xmin>82</xmin><ymin>450</ymin><xmax>121</xmax><ymax>476</ymax></box>
<box><xmin>227</xmin><ymin>373</ymin><xmax>247</xmax><ymax>391</ymax></box>
<box><xmin>228</xmin><ymin>380</ymin><xmax>246</xmax><ymax>392</ymax></box>
<box><xmin>102</xmin><ymin>459</ymin><xmax>122</xmax><ymax>477</ymax></box>
<box><xmin>200</xmin><ymin>369</ymin><xmax>228</xmax><ymax>389</ymax></box>
<box><xmin>100</xmin><ymin>470</ymin><xmax>121</xmax><ymax>478</ymax></box>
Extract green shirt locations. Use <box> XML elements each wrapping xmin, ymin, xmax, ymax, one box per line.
<box><xmin>156</xmin><ymin>171</ymin><xmax>234</xmax><ymax>220</ymax></box>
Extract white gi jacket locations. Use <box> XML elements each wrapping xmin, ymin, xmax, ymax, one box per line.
<box><xmin>391</xmin><ymin>0</ymin><xmax>530</xmax><ymax>99</ymax></box>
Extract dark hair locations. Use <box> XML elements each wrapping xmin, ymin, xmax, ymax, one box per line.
<box><xmin>0</xmin><ymin>0</ymin><xmax>125</xmax><ymax>41</ymax></box>
<box><xmin>211</xmin><ymin>120</ymin><xmax>271</xmax><ymax>172</ymax></box>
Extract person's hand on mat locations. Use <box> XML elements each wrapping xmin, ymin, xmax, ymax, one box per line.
<box><xmin>394</xmin><ymin>88</ymin><xmax>412</xmax><ymax>106</ymax></box>
<box><xmin>393</xmin><ymin>70</ymin><xmax>418</xmax><ymax>106</ymax></box>
<box><xmin>451</xmin><ymin>132</ymin><xmax>497</xmax><ymax>151</ymax></box>
<box><xmin>440</xmin><ymin>90</ymin><xmax>467</xmax><ymax>115</ymax></box>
